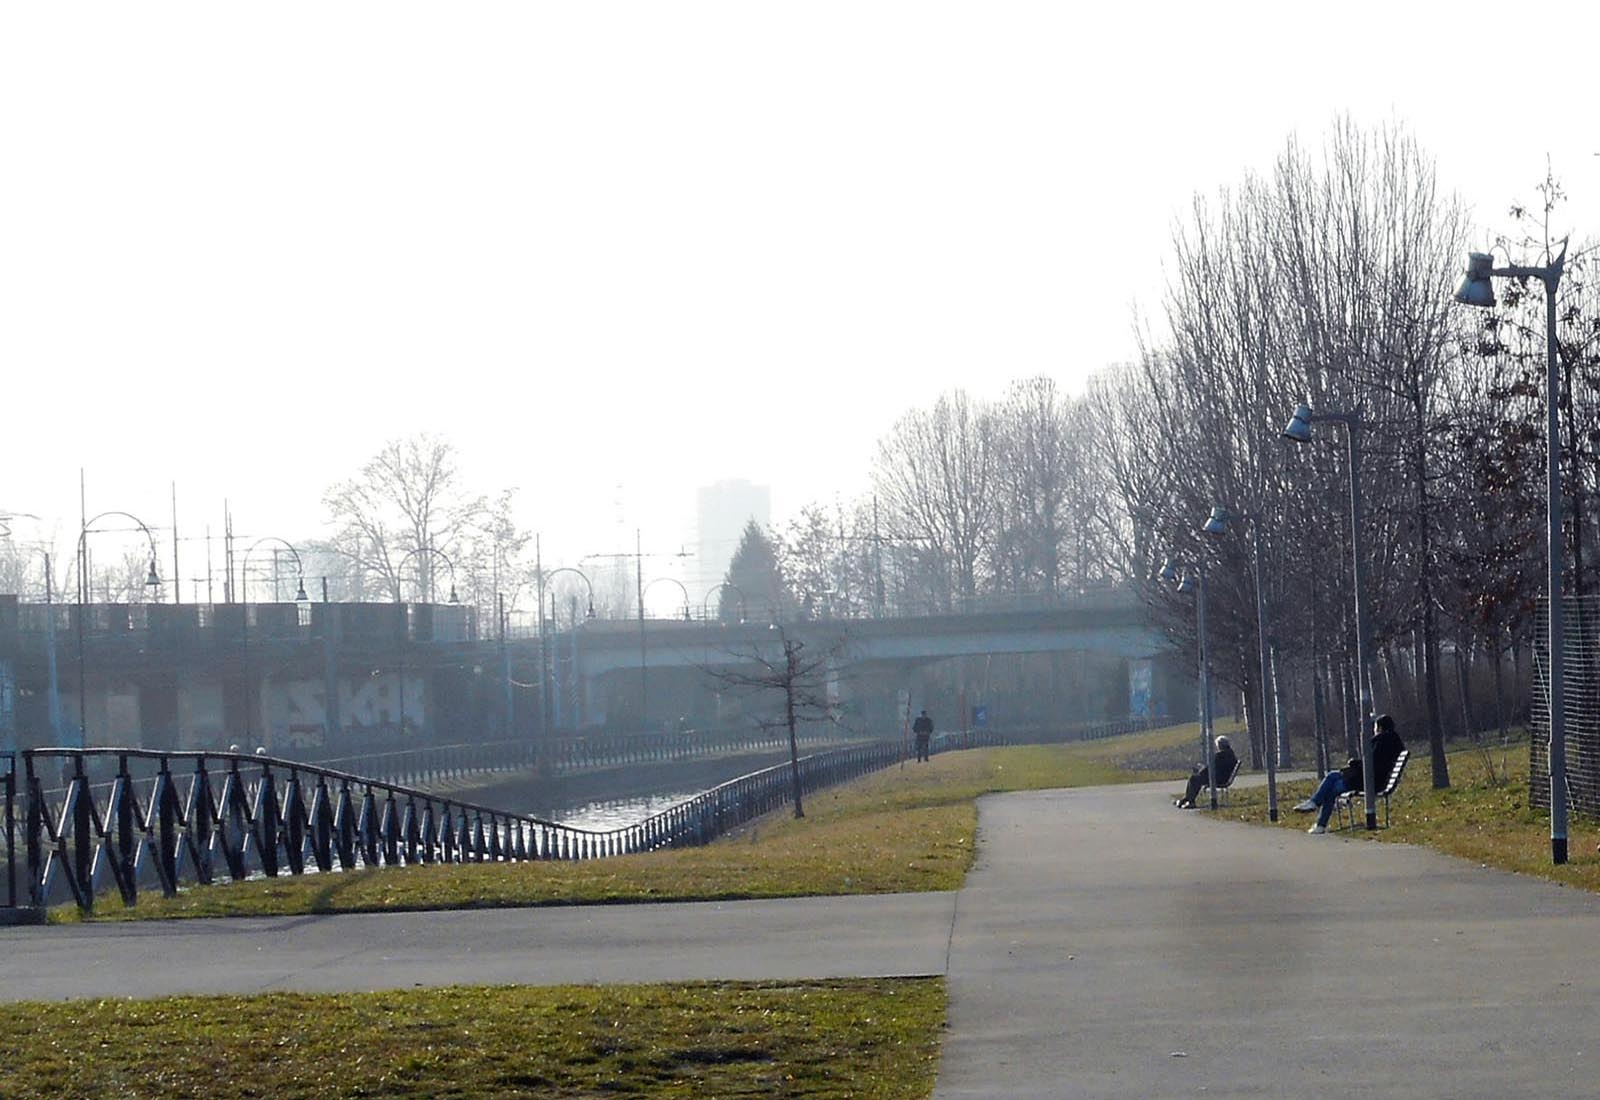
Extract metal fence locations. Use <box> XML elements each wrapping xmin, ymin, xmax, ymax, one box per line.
<box><xmin>1530</xmin><ymin>596</ymin><xmax>1600</xmax><ymax>817</ymax></box>
<box><xmin>0</xmin><ymin>718</ymin><xmax>1141</xmax><ymax>917</ymax></box>
<box><xmin>294</xmin><ymin>724</ymin><xmax>860</xmax><ymax>789</ymax></box>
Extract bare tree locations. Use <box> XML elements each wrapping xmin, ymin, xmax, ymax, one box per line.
<box><xmin>322</xmin><ymin>434</ymin><xmax>490</xmax><ymax>602</ymax></box>
<box><xmin>703</xmin><ymin>626</ymin><xmax>847</xmax><ymax>818</ymax></box>
<box><xmin>874</xmin><ymin>390</ymin><xmax>997</xmax><ymax>608</ymax></box>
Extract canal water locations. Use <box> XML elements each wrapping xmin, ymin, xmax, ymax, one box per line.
<box><xmin>459</xmin><ymin>747</ymin><xmax>798</xmax><ymax>832</ymax></box>
<box><xmin>552</xmin><ymin>790</ymin><xmax>706</xmax><ymax>831</ymax></box>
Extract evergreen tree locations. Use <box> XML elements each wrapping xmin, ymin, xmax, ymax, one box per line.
<box><xmin>723</xmin><ymin>520</ymin><xmax>786</xmax><ymax>621</ymax></box>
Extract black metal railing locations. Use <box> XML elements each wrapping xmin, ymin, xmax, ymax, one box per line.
<box><xmin>5</xmin><ymin>718</ymin><xmax>1146</xmax><ymax>916</ymax></box>
<box><xmin>295</xmin><ymin>724</ymin><xmax>862</xmax><ymax>789</ymax></box>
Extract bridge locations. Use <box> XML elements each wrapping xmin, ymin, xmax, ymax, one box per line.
<box><xmin>0</xmin><ymin>588</ymin><xmax>1174</xmax><ymax>758</ymax></box>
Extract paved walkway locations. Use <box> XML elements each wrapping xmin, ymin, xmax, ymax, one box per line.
<box><xmin>6</xmin><ymin>779</ymin><xmax>1600</xmax><ymax>1097</ymax></box>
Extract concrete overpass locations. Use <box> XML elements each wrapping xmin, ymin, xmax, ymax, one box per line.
<box><xmin>0</xmin><ymin>589</ymin><xmax>1172</xmax><ymax>755</ymax></box>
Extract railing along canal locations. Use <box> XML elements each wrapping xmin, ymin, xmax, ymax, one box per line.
<box><xmin>297</xmin><ymin>724</ymin><xmax>856</xmax><ymax>789</ymax></box>
<box><xmin>3</xmin><ymin>734</ymin><xmax>976</xmax><ymax>915</ymax></box>
<box><xmin>0</xmin><ymin>718</ymin><xmax>1151</xmax><ymax>917</ymax></box>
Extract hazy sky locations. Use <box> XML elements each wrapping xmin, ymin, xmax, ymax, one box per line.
<box><xmin>3</xmin><ymin>2</ymin><xmax>1597</xmax><ymax>594</ymax></box>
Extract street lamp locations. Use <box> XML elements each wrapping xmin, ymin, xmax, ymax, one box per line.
<box><xmin>1283</xmin><ymin>400</ymin><xmax>1380</xmax><ymax>830</ymax></box>
<box><xmin>705</xmin><ymin>582</ymin><xmax>748</xmax><ymax>623</ymax></box>
<box><xmin>1162</xmin><ymin>555</ymin><xmax>1218</xmax><ymax>810</ymax></box>
<box><xmin>1201</xmin><ymin>506</ymin><xmax>1279</xmax><ymax>822</ymax></box>
<box><xmin>1455</xmin><ymin>243</ymin><xmax>1570</xmax><ymax>864</ymax></box>
<box><xmin>74</xmin><ymin>511</ymin><xmax>162</xmax><ymax>747</ymax></box>
<box><xmin>239</xmin><ymin>538</ymin><xmax>307</xmax><ymax>745</ymax></box>
<box><xmin>541</xmin><ymin>567</ymin><xmax>596</xmax><ymax>732</ymax></box>
<box><xmin>643</xmin><ymin>576</ymin><xmax>693</xmax><ymax>622</ymax></box>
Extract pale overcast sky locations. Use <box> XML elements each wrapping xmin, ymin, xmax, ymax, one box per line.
<box><xmin>2</xmin><ymin>1</ymin><xmax>1597</xmax><ymax>591</ymax></box>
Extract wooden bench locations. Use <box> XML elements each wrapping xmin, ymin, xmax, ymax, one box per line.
<box><xmin>1335</xmin><ymin>750</ymin><xmax>1409</xmax><ymax>830</ymax></box>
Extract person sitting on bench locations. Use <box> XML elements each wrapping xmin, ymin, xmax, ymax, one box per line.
<box><xmin>1176</xmin><ymin>735</ymin><xmax>1238</xmax><ymax>808</ymax></box>
<box><xmin>1295</xmin><ymin>714</ymin><xmax>1406</xmax><ymax>834</ymax></box>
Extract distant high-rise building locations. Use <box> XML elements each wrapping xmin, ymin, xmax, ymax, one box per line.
<box><xmin>694</xmin><ymin>479</ymin><xmax>771</xmax><ymax>598</ymax></box>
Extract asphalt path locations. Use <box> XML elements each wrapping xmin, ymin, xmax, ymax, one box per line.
<box><xmin>934</xmin><ymin>781</ymin><xmax>1600</xmax><ymax>1100</ymax></box>
<box><xmin>0</xmin><ymin>892</ymin><xmax>955</xmax><ymax>1000</ymax></box>
<box><xmin>6</xmin><ymin>777</ymin><xmax>1600</xmax><ymax>1099</ymax></box>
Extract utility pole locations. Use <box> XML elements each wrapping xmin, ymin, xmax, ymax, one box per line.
<box><xmin>171</xmin><ymin>482</ymin><xmax>181</xmax><ymax>605</ymax></box>
<box><xmin>637</xmin><ymin>528</ymin><xmax>647</xmax><ymax>728</ymax></box>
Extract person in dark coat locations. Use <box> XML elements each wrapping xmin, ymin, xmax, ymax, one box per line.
<box><xmin>1295</xmin><ymin>713</ymin><xmax>1405</xmax><ymax>833</ymax></box>
<box><xmin>1176</xmin><ymin>735</ymin><xmax>1238</xmax><ymax>808</ymax></box>
<box><xmin>912</xmin><ymin>709</ymin><xmax>934</xmax><ymax>762</ymax></box>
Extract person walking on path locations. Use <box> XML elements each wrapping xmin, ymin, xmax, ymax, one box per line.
<box><xmin>912</xmin><ymin>709</ymin><xmax>934</xmax><ymax>762</ymax></box>
<box><xmin>1175</xmin><ymin>734</ymin><xmax>1237</xmax><ymax>808</ymax></box>
<box><xmin>1295</xmin><ymin>713</ymin><xmax>1406</xmax><ymax>833</ymax></box>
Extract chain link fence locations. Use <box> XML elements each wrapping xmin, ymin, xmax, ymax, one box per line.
<box><xmin>1529</xmin><ymin>596</ymin><xmax>1600</xmax><ymax>816</ymax></box>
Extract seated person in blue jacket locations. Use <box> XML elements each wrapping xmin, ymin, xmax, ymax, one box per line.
<box><xmin>1175</xmin><ymin>735</ymin><xmax>1238</xmax><ymax>808</ymax></box>
<box><xmin>1295</xmin><ymin>714</ymin><xmax>1405</xmax><ymax>834</ymax></box>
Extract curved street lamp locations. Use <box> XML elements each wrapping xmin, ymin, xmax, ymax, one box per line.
<box><xmin>1160</xmin><ymin>554</ymin><xmax>1217</xmax><ymax>810</ymax></box>
<box><xmin>643</xmin><ymin>576</ymin><xmax>693</xmax><ymax>622</ymax></box>
<box><xmin>1201</xmin><ymin>506</ymin><xmax>1279</xmax><ymax>822</ymax></box>
<box><xmin>536</xmin><ymin>566</ymin><xmax>596</xmax><ymax>733</ymax></box>
<box><xmin>1455</xmin><ymin>245</ymin><xmax>1569</xmax><ymax>865</ymax></box>
<box><xmin>239</xmin><ymin>538</ymin><xmax>308</xmax><ymax>744</ymax></box>
<box><xmin>544</xmin><ymin>566</ymin><xmax>597</xmax><ymax>622</ymax></box>
<box><xmin>74</xmin><ymin>511</ymin><xmax>162</xmax><ymax>747</ymax></box>
<box><xmin>705</xmin><ymin>582</ymin><xmax>748</xmax><ymax>623</ymax></box>
<box><xmin>1283</xmin><ymin>400</ymin><xmax>1379</xmax><ymax>830</ymax></box>
<box><xmin>396</xmin><ymin>545</ymin><xmax>460</xmax><ymax>605</ymax></box>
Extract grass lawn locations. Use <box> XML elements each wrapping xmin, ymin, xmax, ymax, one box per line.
<box><xmin>1224</xmin><ymin>733</ymin><xmax>1600</xmax><ymax>889</ymax></box>
<box><xmin>0</xmin><ymin>977</ymin><xmax>943</xmax><ymax>1100</ymax></box>
<box><xmin>62</xmin><ymin>723</ymin><xmax>1206</xmax><ymax>922</ymax></box>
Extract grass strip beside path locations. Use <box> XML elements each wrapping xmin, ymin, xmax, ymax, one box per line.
<box><xmin>0</xmin><ymin>978</ymin><xmax>944</xmax><ymax>1100</ymax></box>
<box><xmin>1225</xmin><ymin>735</ymin><xmax>1600</xmax><ymax>889</ymax></box>
<box><xmin>64</xmin><ymin>725</ymin><xmax>1202</xmax><ymax>922</ymax></box>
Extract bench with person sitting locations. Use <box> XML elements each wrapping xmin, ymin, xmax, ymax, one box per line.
<box><xmin>1335</xmin><ymin>748</ymin><xmax>1409</xmax><ymax>830</ymax></box>
<box><xmin>1293</xmin><ymin>714</ymin><xmax>1406</xmax><ymax>834</ymax></box>
<box><xmin>1175</xmin><ymin>735</ymin><xmax>1239</xmax><ymax>809</ymax></box>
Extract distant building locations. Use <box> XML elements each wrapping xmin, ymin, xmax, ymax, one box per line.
<box><xmin>694</xmin><ymin>479</ymin><xmax>770</xmax><ymax>598</ymax></box>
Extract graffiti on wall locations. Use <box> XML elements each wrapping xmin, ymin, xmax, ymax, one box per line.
<box><xmin>267</xmin><ymin>673</ymin><xmax>426</xmax><ymax>747</ymax></box>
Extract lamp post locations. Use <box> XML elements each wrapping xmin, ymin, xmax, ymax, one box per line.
<box><xmin>1455</xmin><ymin>244</ymin><xmax>1569</xmax><ymax>863</ymax></box>
<box><xmin>239</xmin><ymin>538</ymin><xmax>308</xmax><ymax>745</ymax></box>
<box><xmin>637</xmin><ymin>576</ymin><xmax>693</xmax><ymax>733</ymax></box>
<box><xmin>40</xmin><ymin>551</ymin><xmax>64</xmax><ymax>747</ymax></box>
<box><xmin>74</xmin><ymin>511</ymin><xmax>162</xmax><ymax>747</ymax></box>
<box><xmin>1162</xmin><ymin>556</ymin><xmax>1217</xmax><ymax>809</ymax></box>
<box><xmin>542</xmin><ymin>567</ymin><xmax>596</xmax><ymax>732</ymax></box>
<box><xmin>1202</xmin><ymin>506</ymin><xmax>1279</xmax><ymax>822</ymax></box>
<box><xmin>395</xmin><ymin>547</ymin><xmax>459</xmax><ymax>739</ymax></box>
<box><xmin>706</xmin><ymin>582</ymin><xmax>748</xmax><ymax>623</ymax></box>
<box><xmin>1284</xmin><ymin>401</ymin><xmax>1379</xmax><ymax>830</ymax></box>
<box><xmin>644</xmin><ymin>576</ymin><xmax>693</xmax><ymax>622</ymax></box>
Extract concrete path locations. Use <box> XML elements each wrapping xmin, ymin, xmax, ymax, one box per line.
<box><xmin>0</xmin><ymin>891</ymin><xmax>954</xmax><ymax>1000</ymax></box>
<box><xmin>935</xmin><ymin>781</ymin><xmax>1600</xmax><ymax>1099</ymax></box>
<box><xmin>7</xmin><ymin>777</ymin><xmax>1600</xmax><ymax>1098</ymax></box>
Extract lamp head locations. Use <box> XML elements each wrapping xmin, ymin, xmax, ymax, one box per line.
<box><xmin>1282</xmin><ymin>402</ymin><xmax>1315</xmax><ymax>444</ymax></box>
<box><xmin>448</xmin><ymin>585</ymin><xmax>459</xmax><ymax>605</ymax></box>
<box><xmin>586</xmin><ymin>600</ymin><xmax>596</xmax><ymax>619</ymax></box>
<box><xmin>294</xmin><ymin>579</ymin><xmax>310</xmax><ymax>603</ymax></box>
<box><xmin>145</xmin><ymin>560</ymin><xmax>161</xmax><ymax>588</ymax></box>
<box><xmin>1202</xmin><ymin>506</ymin><xmax>1230</xmax><ymax>535</ymax></box>
<box><xmin>1453</xmin><ymin>251</ymin><xmax>1497</xmax><ymax>308</ymax></box>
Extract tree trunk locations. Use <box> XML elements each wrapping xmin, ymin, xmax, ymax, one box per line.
<box><xmin>1312</xmin><ymin>660</ymin><xmax>1330</xmax><ymax>779</ymax></box>
<box><xmin>786</xmin><ymin>645</ymin><xmax>804</xmax><ymax>819</ymax></box>
<box><xmin>1455</xmin><ymin>640</ymin><xmax>1475</xmax><ymax>742</ymax></box>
